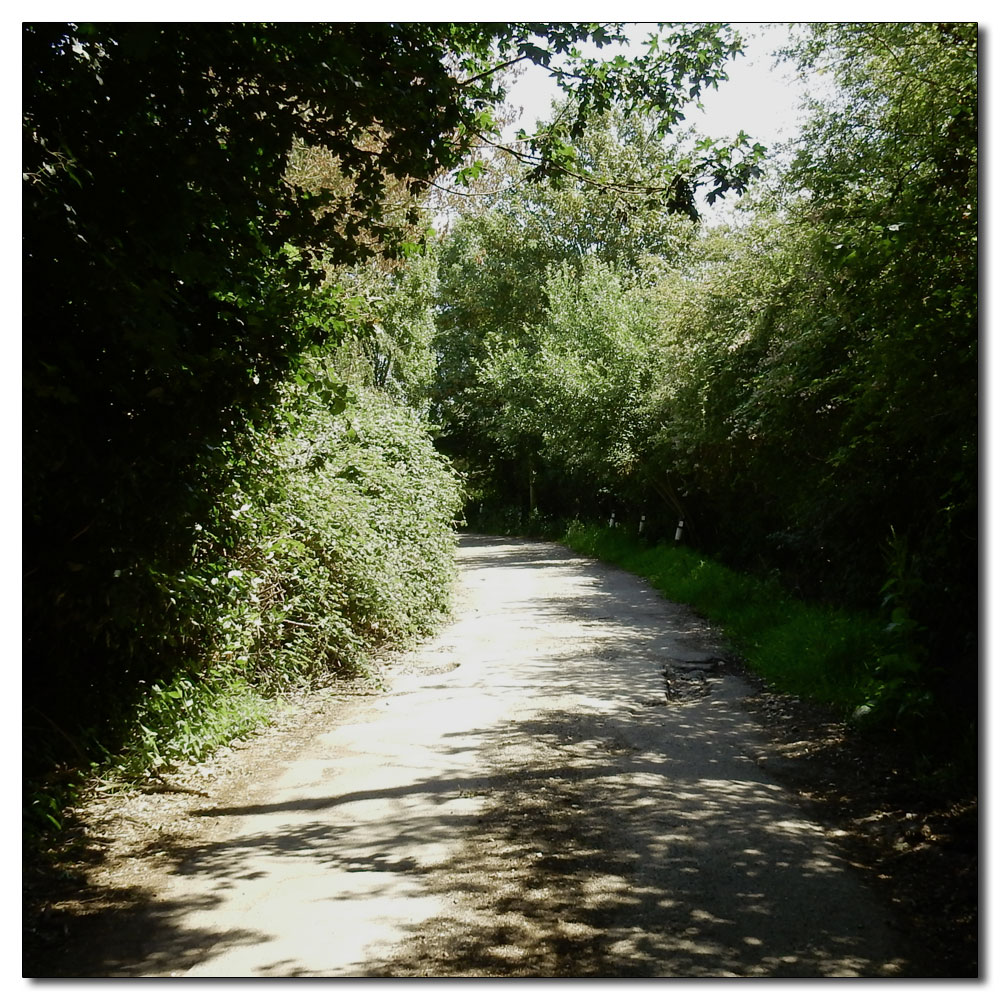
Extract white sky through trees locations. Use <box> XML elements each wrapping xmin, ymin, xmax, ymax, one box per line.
<box><xmin>508</xmin><ymin>23</ymin><xmax>805</xmax><ymax>146</ymax></box>
<box><xmin>502</xmin><ymin>22</ymin><xmax>811</xmax><ymax>219</ymax></box>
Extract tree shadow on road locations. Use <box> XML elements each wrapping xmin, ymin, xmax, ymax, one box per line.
<box><xmin>357</xmin><ymin>697</ymin><xmax>912</xmax><ymax>978</ymax></box>
<box><xmin>25</xmin><ymin>689</ymin><xmax>914</xmax><ymax>979</ymax></box>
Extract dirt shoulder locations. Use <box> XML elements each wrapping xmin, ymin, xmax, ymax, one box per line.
<box><xmin>22</xmin><ymin>682</ymin><xmax>380</xmax><ymax>977</ymax></box>
<box><xmin>23</xmin><ymin>537</ymin><xmax>978</xmax><ymax>978</ymax></box>
<box><xmin>739</xmin><ymin>682</ymin><xmax>978</xmax><ymax>977</ymax></box>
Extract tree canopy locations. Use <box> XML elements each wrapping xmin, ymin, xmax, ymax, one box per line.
<box><xmin>431</xmin><ymin>22</ymin><xmax>978</xmax><ymax>730</ymax></box>
<box><xmin>22</xmin><ymin>22</ymin><xmax>977</xmax><ymax>820</ymax></box>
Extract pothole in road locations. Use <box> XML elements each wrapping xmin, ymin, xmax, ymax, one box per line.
<box><xmin>661</xmin><ymin>657</ymin><xmax>730</xmax><ymax>703</ymax></box>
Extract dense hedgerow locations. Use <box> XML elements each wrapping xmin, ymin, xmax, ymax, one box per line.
<box><xmin>124</xmin><ymin>374</ymin><xmax>461</xmax><ymax>753</ymax></box>
<box><xmin>25</xmin><ymin>358</ymin><xmax>463</xmax><ymax>831</ymax></box>
<box><xmin>262</xmin><ymin>372</ymin><xmax>465</xmax><ymax>679</ymax></box>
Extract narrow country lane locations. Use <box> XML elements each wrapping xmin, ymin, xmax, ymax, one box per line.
<box><xmin>66</xmin><ymin>535</ymin><xmax>911</xmax><ymax>977</ymax></box>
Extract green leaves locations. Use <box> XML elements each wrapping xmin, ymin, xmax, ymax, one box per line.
<box><xmin>434</xmin><ymin>23</ymin><xmax>975</xmax><ymax>754</ymax></box>
<box><xmin>455</xmin><ymin>159</ymin><xmax>487</xmax><ymax>187</ymax></box>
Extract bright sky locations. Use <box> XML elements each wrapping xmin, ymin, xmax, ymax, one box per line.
<box><xmin>506</xmin><ymin>22</ymin><xmax>807</xmax><ymax>150</ymax></box>
<box><xmin>689</xmin><ymin>24</ymin><xmax>811</xmax><ymax>148</ymax></box>
<box><xmin>500</xmin><ymin>23</ymin><xmax>813</xmax><ymax>220</ymax></box>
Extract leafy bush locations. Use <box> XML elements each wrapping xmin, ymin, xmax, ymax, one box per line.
<box><xmin>24</xmin><ymin>355</ymin><xmax>463</xmax><ymax>834</ymax></box>
<box><xmin>108</xmin><ymin>675</ymin><xmax>273</xmax><ymax>785</ymax></box>
<box><xmin>261</xmin><ymin>368</ymin><xmax>465</xmax><ymax>680</ymax></box>
<box><xmin>125</xmin><ymin>369</ymin><xmax>462</xmax><ymax>751</ymax></box>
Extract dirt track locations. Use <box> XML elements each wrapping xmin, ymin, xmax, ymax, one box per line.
<box><xmin>29</xmin><ymin>534</ymin><xmax>917</xmax><ymax>977</ymax></box>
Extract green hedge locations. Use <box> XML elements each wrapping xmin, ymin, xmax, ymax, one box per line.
<box><xmin>25</xmin><ymin>366</ymin><xmax>463</xmax><ymax>834</ymax></box>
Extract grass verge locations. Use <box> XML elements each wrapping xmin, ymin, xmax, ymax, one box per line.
<box><xmin>560</xmin><ymin>521</ymin><xmax>895</xmax><ymax>715</ymax></box>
